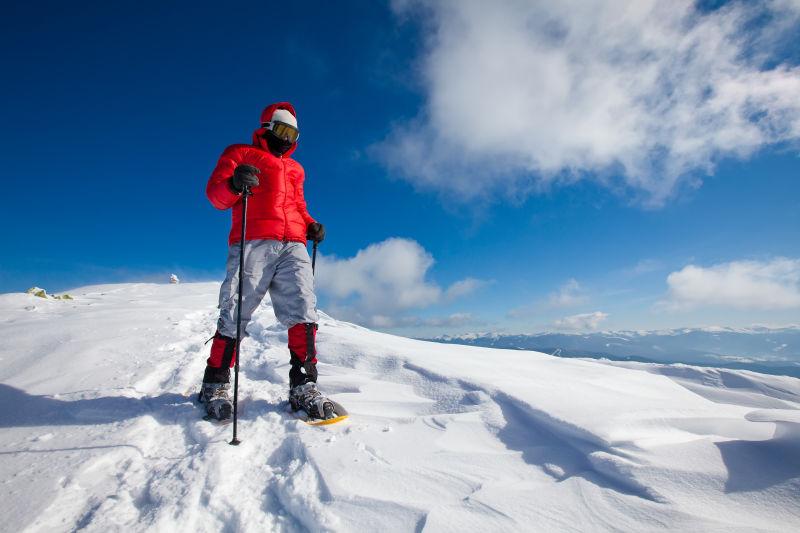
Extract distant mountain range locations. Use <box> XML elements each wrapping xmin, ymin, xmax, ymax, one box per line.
<box><xmin>425</xmin><ymin>326</ymin><xmax>800</xmax><ymax>378</ymax></box>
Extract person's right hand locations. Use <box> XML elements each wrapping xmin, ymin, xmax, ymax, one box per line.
<box><xmin>231</xmin><ymin>164</ymin><xmax>260</xmax><ymax>193</ymax></box>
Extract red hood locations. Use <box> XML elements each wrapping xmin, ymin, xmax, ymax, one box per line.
<box><xmin>253</xmin><ymin>102</ymin><xmax>298</xmax><ymax>157</ymax></box>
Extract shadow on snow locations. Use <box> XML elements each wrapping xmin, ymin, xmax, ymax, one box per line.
<box><xmin>0</xmin><ymin>383</ymin><xmax>277</xmax><ymax>429</ymax></box>
<box><xmin>716</xmin><ymin>421</ymin><xmax>800</xmax><ymax>493</ymax></box>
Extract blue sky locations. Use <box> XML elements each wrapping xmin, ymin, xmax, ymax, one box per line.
<box><xmin>1</xmin><ymin>1</ymin><xmax>799</xmax><ymax>336</ymax></box>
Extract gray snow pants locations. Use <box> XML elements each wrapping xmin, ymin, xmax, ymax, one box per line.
<box><xmin>216</xmin><ymin>240</ymin><xmax>318</xmax><ymax>337</ymax></box>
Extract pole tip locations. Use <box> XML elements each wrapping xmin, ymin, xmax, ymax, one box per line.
<box><xmin>229</xmin><ymin>438</ymin><xmax>241</xmax><ymax>446</ymax></box>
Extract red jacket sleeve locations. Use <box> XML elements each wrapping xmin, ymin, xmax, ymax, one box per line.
<box><xmin>206</xmin><ymin>145</ymin><xmax>244</xmax><ymax>210</ymax></box>
<box><xmin>295</xmin><ymin>172</ymin><xmax>316</xmax><ymax>226</ymax></box>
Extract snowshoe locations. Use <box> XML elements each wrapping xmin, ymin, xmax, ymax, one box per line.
<box><xmin>289</xmin><ymin>382</ymin><xmax>335</xmax><ymax>420</ymax></box>
<box><xmin>198</xmin><ymin>382</ymin><xmax>233</xmax><ymax>421</ymax></box>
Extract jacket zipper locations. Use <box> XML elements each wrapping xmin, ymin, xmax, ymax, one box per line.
<box><xmin>281</xmin><ymin>156</ymin><xmax>288</xmax><ymax>243</ymax></box>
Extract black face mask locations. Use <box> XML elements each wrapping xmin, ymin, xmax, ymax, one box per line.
<box><xmin>264</xmin><ymin>131</ymin><xmax>293</xmax><ymax>156</ymax></box>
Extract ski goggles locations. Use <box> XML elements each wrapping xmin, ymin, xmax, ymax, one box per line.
<box><xmin>262</xmin><ymin>121</ymin><xmax>300</xmax><ymax>143</ymax></box>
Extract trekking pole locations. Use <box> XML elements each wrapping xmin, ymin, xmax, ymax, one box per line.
<box><xmin>230</xmin><ymin>185</ymin><xmax>250</xmax><ymax>446</ymax></box>
<box><xmin>312</xmin><ymin>241</ymin><xmax>318</xmax><ymax>274</ymax></box>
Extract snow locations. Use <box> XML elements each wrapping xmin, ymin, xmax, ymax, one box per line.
<box><xmin>1</xmin><ymin>282</ymin><xmax>799</xmax><ymax>532</ymax></box>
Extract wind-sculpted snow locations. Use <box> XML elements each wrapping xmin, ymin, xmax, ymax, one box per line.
<box><xmin>0</xmin><ymin>283</ymin><xmax>798</xmax><ymax>532</ymax></box>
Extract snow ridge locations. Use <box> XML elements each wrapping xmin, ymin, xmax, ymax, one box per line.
<box><xmin>1</xmin><ymin>283</ymin><xmax>799</xmax><ymax>532</ymax></box>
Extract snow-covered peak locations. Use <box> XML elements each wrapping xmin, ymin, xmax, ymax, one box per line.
<box><xmin>429</xmin><ymin>325</ymin><xmax>800</xmax><ymax>374</ymax></box>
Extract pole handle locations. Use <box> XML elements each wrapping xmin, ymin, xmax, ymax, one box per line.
<box><xmin>312</xmin><ymin>241</ymin><xmax>318</xmax><ymax>274</ymax></box>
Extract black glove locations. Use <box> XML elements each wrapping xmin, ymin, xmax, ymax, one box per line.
<box><xmin>230</xmin><ymin>164</ymin><xmax>260</xmax><ymax>193</ymax></box>
<box><xmin>307</xmin><ymin>222</ymin><xmax>325</xmax><ymax>243</ymax></box>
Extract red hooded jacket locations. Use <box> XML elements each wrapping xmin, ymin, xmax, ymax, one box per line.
<box><xmin>206</xmin><ymin>102</ymin><xmax>315</xmax><ymax>245</ymax></box>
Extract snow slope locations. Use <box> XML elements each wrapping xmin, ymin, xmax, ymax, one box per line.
<box><xmin>1</xmin><ymin>282</ymin><xmax>799</xmax><ymax>532</ymax></box>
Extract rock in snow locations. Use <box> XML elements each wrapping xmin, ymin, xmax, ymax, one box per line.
<box><xmin>0</xmin><ymin>282</ymin><xmax>798</xmax><ymax>532</ymax></box>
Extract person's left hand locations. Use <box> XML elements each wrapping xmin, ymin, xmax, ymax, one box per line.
<box><xmin>307</xmin><ymin>222</ymin><xmax>325</xmax><ymax>243</ymax></box>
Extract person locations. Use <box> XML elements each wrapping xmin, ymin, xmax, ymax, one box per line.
<box><xmin>199</xmin><ymin>102</ymin><xmax>332</xmax><ymax>421</ymax></box>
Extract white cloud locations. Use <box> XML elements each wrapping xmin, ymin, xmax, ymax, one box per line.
<box><xmin>507</xmin><ymin>278</ymin><xmax>586</xmax><ymax>318</ymax></box>
<box><xmin>444</xmin><ymin>277</ymin><xmax>488</xmax><ymax>300</ymax></box>
<box><xmin>553</xmin><ymin>311</ymin><xmax>609</xmax><ymax>331</ymax></box>
<box><xmin>547</xmin><ymin>278</ymin><xmax>586</xmax><ymax>308</ymax></box>
<box><xmin>380</xmin><ymin>0</ymin><xmax>800</xmax><ymax>206</ymax></box>
<box><xmin>423</xmin><ymin>312</ymin><xmax>476</xmax><ymax>327</ymax></box>
<box><xmin>316</xmin><ymin>238</ymin><xmax>485</xmax><ymax>327</ymax></box>
<box><xmin>334</xmin><ymin>311</ymin><xmax>479</xmax><ymax>330</ymax></box>
<box><xmin>625</xmin><ymin>259</ymin><xmax>664</xmax><ymax>276</ymax></box>
<box><xmin>664</xmin><ymin>258</ymin><xmax>800</xmax><ymax>310</ymax></box>
<box><xmin>317</xmin><ymin>238</ymin><xmax>439</xmax><ymax>311</ymax></box>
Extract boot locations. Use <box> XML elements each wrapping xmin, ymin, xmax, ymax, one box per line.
<box><xmin>289</xmin><ymin>382</ymin><xmax>335</xmax><ymax>420</ymax></box>
<box><xmin>199</xmin><ymin>382</ymin><xmax>233</xmax><ymax>421</ymax></box>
